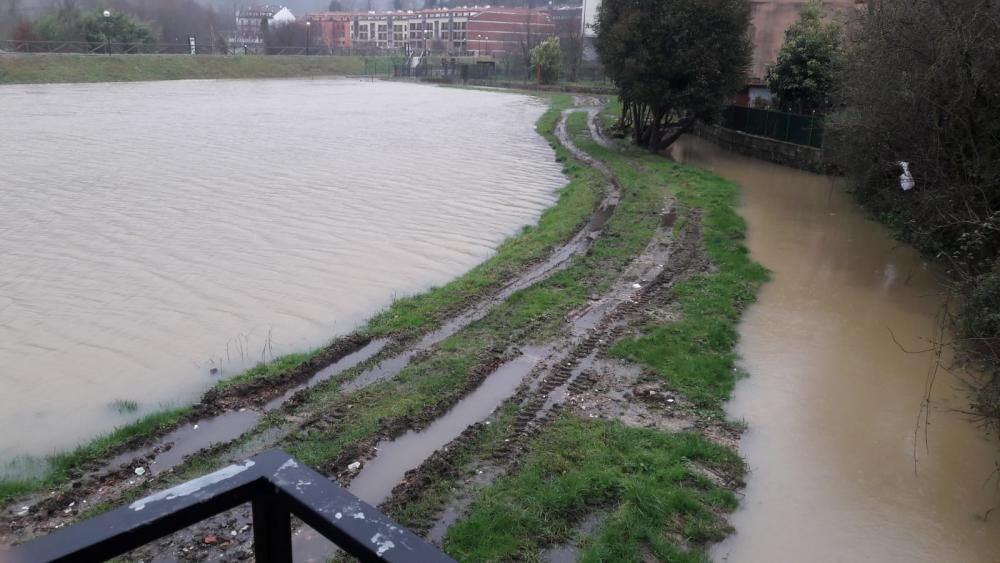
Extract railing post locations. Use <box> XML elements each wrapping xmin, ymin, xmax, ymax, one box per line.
<box><xmin>252</xmin><ymin>490</ymin><xmax>292</xmax><ymax>563</ymax></box>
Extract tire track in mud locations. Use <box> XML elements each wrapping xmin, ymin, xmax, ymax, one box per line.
<box><xmin>375</xmin><ymin>114</ymin><xmax>728</xmax><ymax>553</ymax></box>
<box><xmin>0</xmin><ymin>103</ymin><xmax>624</xmax><ymax>558</ymax></box>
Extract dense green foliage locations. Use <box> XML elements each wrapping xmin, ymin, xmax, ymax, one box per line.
<box><xmin>32</xmin><ymin>7</ymin><xmax>156</xmax><ymax>51</ymax></box>
<box><xmin>829</xmin><ymin>0</ymin><xmax>1000</xmax><ymax>429</ymax></box>
<box><xmin>765</xmin><ymin>0</ymin><xmax>841</xmax><ymax>113</ymax></box>
<box><xmin>595</xmin><ymin>0</ymin><xmax>751</xmax><ymax>151</ymax></box>
<box><xmin>530</xmin><ymin>37</ymin><xmax>562</xmax><ymax>85</ymax></box>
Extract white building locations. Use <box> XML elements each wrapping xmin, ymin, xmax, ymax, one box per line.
<box><xmin>231</xmin><ymin>5</ymin><xmax>297</xmax><ymax>51</ymax></box>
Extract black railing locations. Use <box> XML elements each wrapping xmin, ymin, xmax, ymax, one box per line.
<box><xmin>9</xmin><ymin>449</ymin><xmax>455</xmax><ymax>563</ymax></box>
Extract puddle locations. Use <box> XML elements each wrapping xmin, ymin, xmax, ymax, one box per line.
<box><xmin>146</xmin><ymin>410</ymin><xmax>261</xmax><ymax>474</ymax></box>
<box><xmin>339</xmin><ymin>349</ymin><xmax>419</xmax><ymax>393</ymax></box>
<box><xmin>291</xmin><ymin>348</ymin><xmax>550</xmax><ymax>562</ymax></box>
<box><xmin>263</xmin><ymin>338</ymin><xmax>387</xmax><ymax>410</ymax></box>
<box><xmin>349</xmin><ymin>350</ymin><xmax>546</xmax><ymax>507</ymax></box>
<box><xmin>541</xmin><ymin>512</ymin><xmax>606</xmax><ymax>563</ymax></box>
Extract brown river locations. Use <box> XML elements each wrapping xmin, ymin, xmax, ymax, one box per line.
<box><xmin>0</xmin><ymin>79</ymin><xmax>565</xmax><ymax>466</ymax></box>
<box><xmin>671</xmin><ymin>137</ymin><xmax>1000</xmax><ymax>562</ymax></box>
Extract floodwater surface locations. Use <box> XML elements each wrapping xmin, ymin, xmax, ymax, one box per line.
<box><xmin>0</xmin><ymin>78</ymin><xmax>565</xmax><ymax>462</ymax></box>
<box><xmin>670</xmin><ymin>137</ymin><xmax>1000</xmax><ymax>561</ymax></box>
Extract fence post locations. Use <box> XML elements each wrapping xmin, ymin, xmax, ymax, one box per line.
<box><xmin>251</xmin><ymin>491</ymin><xmax>292</xmax><ymax>563</ymax></box>
<box><xmin>807</xmin><ymin>111</ymin><xmax>815</xmax><ymax>147</ymax></box>
<box><xmin>785</xmin><ymin>111</ymin><xmax>792</xmax><ymax>143</ymax></box>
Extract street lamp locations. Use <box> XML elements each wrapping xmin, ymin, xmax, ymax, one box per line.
<box><xmin>424</xmin><ymin>28</ymin><xmax>430</xmax><ymax>56</ymax></box>
<box><xmin>484</xmin><ymin>35</ymin><xmax>488</xmax><ymax>56</ymax></box>
<box><xmin>305</xmin><ymin>21</ymin><xmax>311</xmax><ymax>56</ymax></box>
<box><xmin>103</xmin><ymin>10</ymin><xmax>111</xmax><ymax>56</ymax></box>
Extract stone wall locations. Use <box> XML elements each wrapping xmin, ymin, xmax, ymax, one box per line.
<box><xmin>694</xmin><ymin>123</ymin><xmax>837</xmax><ymax>175</ymax></box>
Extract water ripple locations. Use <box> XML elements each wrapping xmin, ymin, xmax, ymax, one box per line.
<box><xmin>0</xmin><ymin>78</ymin><xmax>563</xmax><ymax>459</ymax></box>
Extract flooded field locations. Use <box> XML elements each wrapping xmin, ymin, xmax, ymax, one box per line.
<box><xmin>0</xmin><ymin>78</ymin><xmax>565</xmax><ymax>462</ymax></box>
<box><xmin>671</xmin><ymin>137</ymin><xmax>1000</xmax><ymax>561</ymax></box>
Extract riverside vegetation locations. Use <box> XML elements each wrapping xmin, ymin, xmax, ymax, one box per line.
<box><xmin>0</xmin><ymin>93</ymin><xmax>766</xmax><ymax>562</ymax></box>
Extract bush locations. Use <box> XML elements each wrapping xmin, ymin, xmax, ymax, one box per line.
<box><xmin>530</xmin><ymin>37</ymin><xmax>561</xmax><ymax>85</ymax></box>
<box><xmin>959</xmin><ymin>261</ymin><xmax>1000</xmax><ymax>346</ymax></box>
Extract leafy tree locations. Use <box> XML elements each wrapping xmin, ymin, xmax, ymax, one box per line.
<box><xmin>765</xmin><ymin>0</ymin><xmax>841</xmax><ymax>113</ymax></box>
<box><xmin>328</xmin><ymin>0</ymin><xmax>343</xmax><ymax>10</ymax></box>
<box><xmin>530</xmin><ymin>37</ymin><xmax>561</xmax><ymax>84</ymax></box>
<box><xmin>80</xmin><ymin>10</ymin><xmax>156</xmax><ymax>52</ymax></box>
<box><xmin>596</xmin><ymin>0</ymin><xmax>752</xmax><ymax>151</ymax></box>
<box><xmin>33</xmin><ymin>2</ymin><xmax>85</xmax><ymax>42</ymax></box>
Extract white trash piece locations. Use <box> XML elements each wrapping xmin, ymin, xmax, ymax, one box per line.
<box><xmin>348</xmin><ymin>461</ymin><xmax>362</xmax><ymax>471</ymax></box>
<box><xmin>898</xmin><ymin>161</ymin><xmax>915</xmax><ymax>191</ymax></box>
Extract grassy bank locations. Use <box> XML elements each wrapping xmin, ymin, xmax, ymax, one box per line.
<box><xmin>0</xmin><ymin>54</ymin><xmax>371</xmax><ymax>84</ymax></box>
<box><xmin>0</xmin><ymin>407</ymin><xmax>190</xmax><ymax>501</ymax></box>
<box><xmin>438</xmin><ymin>114</ymin><xmax>765</xmax><ymax>560</ymax></box>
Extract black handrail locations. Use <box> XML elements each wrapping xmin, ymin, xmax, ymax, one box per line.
<box><xmin>9</xmin><ymin>449</ymin><xmax>455</xmax><ymax>563</ymax></box>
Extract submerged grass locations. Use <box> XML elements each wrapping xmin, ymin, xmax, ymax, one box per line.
<box><xmin>0</xmin><ymin>406</ymin><xmax>191</xmax><ymax>502</ymax></box>
<box><xmin>444</xmin><ymin>416</ymin><xmax>743</xmax><ymax>562</ymax></box>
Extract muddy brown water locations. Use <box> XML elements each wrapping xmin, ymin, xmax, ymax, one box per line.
<box><xmin>669</xmin><ymin>137</ymin><xmax>1000</xmax><ymax>562</ymax></box>
<box><xmin>0</xmin><ymin>78</ymin><xmax>566</xmax><ymax>464</ymax></box>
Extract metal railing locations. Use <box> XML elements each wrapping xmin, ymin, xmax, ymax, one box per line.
<box><xmin>8</xmin><ymin>449</ymin><xmax>455</xmax><ymax>563</ymax></box>
<box><xmin>720</xmin><ymin>105</ymin><xmax>825</xmax><ymax>148</ymax></box>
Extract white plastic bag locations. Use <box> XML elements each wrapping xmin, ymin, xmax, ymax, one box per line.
<box><xmin>899</xmin><ymin>161</ymin><xmax>915</xmax><ymax>191</ymax></box>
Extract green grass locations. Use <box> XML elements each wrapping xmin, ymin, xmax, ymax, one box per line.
<box><xmin>0</xmin><ymin>406</ymin><xmax>191</xmax><ymax>502</ymax></box>
<box><xmin>0</xmin><ymin>54</ymin><xmax>373</xmax><ymax>85</ymax></box>
<box><xmin>212</xmin><ymin>350</ymin><xmax>321</xmax><ymax>391</ymax></box>
<box><xmin>607</xmin><ymin>159</ymin><xmax>768</xmax><ymax>409</ymax></box>
<box><xmin>444</xmin><ymin>416</ymin><xmax>743</xmax><ymax>562</ymax></box>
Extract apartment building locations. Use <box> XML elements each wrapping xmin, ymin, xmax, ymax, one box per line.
<box><xmin>307</xmin><ymin>6</ymin><xmax>554</xmax><ymax>56</ymax></box>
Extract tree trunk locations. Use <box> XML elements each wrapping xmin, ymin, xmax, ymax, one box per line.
<box><xmin>647</xmin><ymin>108</ymin><xmax>665</xmax><ymax>152</ymax></box>
<box><xmin>657</xmin><ymin>116</ymin><xmax>697</xmax><ymax>151</ymax></box>
<box><xmin>632</xmin><ymin>103</ymin><xmax>644</xmax><ymax>145</ymax></box>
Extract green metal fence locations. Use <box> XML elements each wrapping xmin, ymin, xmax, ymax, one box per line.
<box><xmin>720</xmin><ymin>106</ymin><xmax>824</xmax><ymax>148</ymax></box>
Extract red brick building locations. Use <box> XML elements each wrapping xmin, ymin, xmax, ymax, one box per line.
<box><xmin>305</xmin><ymin>6</ymin><xmax>554</xmax><ymax>56</ymax></box>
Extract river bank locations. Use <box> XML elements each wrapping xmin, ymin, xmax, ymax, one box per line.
<box><xmin>0</xmin><ymin>54</ymin><xmax>373</xmax><ymax>84</ymax></box>
<box><xmin>0</xmin><ymin>93</ymin><xmax>765</xmax><ymax>560</ymax></box>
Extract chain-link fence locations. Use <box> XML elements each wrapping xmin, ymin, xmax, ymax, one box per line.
<box><xmin>720</xmin><ymin>105</ymin><xmax>824</xmax><ymax>148</ymax></box>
